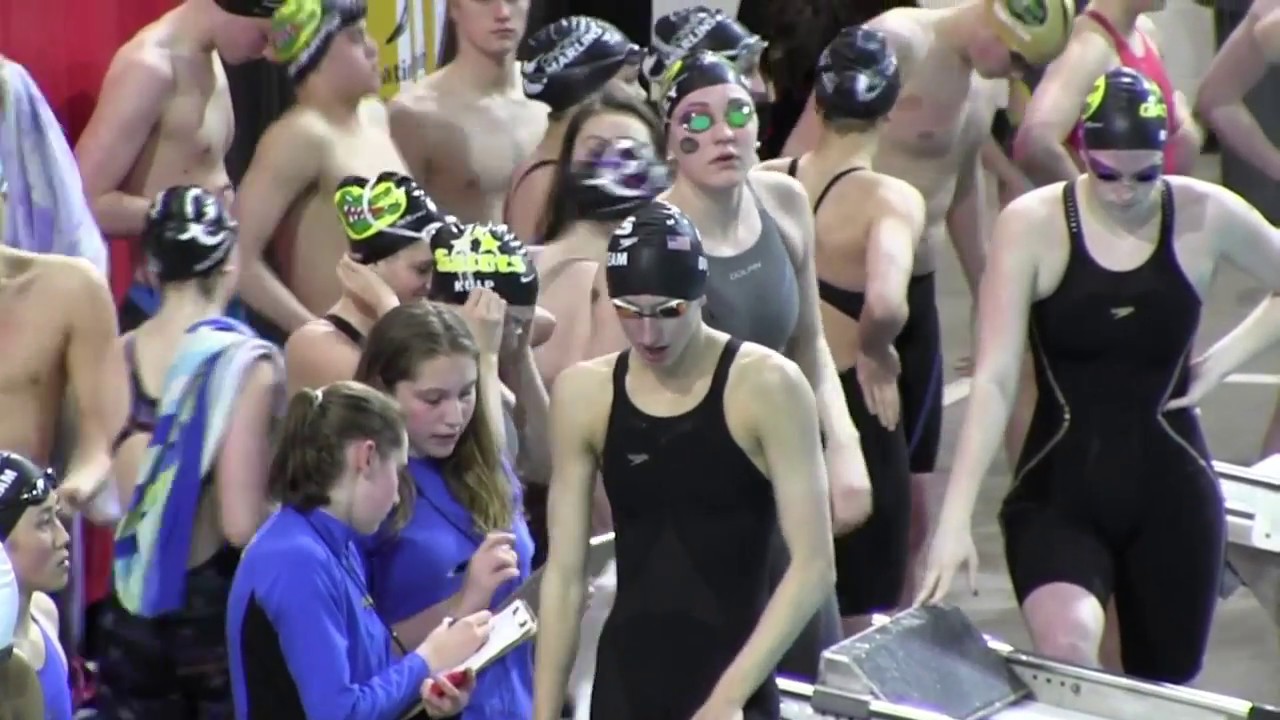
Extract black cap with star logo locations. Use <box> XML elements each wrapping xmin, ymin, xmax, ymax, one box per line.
<box><xmin>427</xmin><ymin>223</ymin><xmax>539</xmax><ymax>307</ymax></box>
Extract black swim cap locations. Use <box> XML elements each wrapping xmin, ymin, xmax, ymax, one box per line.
<box><xmin>654</xmin><ymin>50</ymin><xmax>750</xmax><ymax>122</ymax></box>
<box><xmin>644</xmin><ymin>7</ymin><xmax>766</xmax><ymax>95</ymax></box>
<box><xmin>216</xmin><ymin>0</ymin><xmax>282</xmax><ymax>17</ymax></box>
<box><xmin>428</xmin><ymin>223</ymin><xmax>539</xmax><ymax>307</ymax></box>
<box><xmin>815</xmin><ymin>26</ymin><xmax>901</xmax><ymax>122</ymax></box>
<box><xmin>569</xmin><ymin>137</ymin><xmax>671</xmax><ymax>222</ymax></box>
<box><xmin>520</xmin><ymin>17</ymin><xmax>641</xmax><ymax>114</ymax></box>
<box><xmin>335</xmin><ymin>172</ymin><xmax>451</xmax><ymax>265</ymax></box>
<box><xmin>143</xmin><ymin>186</ymin><xmax>237</xmax><ymax>283</ymax></box>
<box><xmin>606</xmin><ymin>201</ymin><xmax>709</xmax><ymax>300</ymax></box>
<box><xmin>1080</xmin><ymin>67</ymin><xmax>1168</xmax><ymax>152</ymax></box>
<box><xmin>0</xmin><ymin>452</ymin><xmax>56</xmax><ymax>538</ymax></box>
<box><xmin>270</xmin><ymin>0</ymin><xmax>367</xmax><ymax>84</ymax></box>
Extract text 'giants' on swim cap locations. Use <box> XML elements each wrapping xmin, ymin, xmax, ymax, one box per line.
<box><xmin>655</xmin><ymin>50</ymin><xmax>750</xmax><ymax>122</ymax></box>
<box><xmin>143</xmin><ymin>186</ymin><xmax>237</xmax><ymax>283</ymax></box>
<box><xmin>270</xmin><ymin>0</ymin><xmax>367</xmax><ymax>84</ymax></box>
<box><xmin>570</xmin><ymin>137</ymin><xmax>671</xmax><ymax>222</ymax></box>
<box><xmin>1080</xmin><ymin>67</ymin><xmax>1168</xmax><ymax>151</ymax></box>
<box><xmin>606</xmin><ymin>201</ymin><xmax>709</xmax><ymax>300</ymax></box>
<box><xmin>644</xmin><ymin>7</ymin><xmax>766</xmax><ymax>93</ymax></box>
<box><xmin>428</xmin><ymin>223</ymin><xmax>539</xmax><ymax>307</ymax></box>
<box><xmin>0</xmin><ymin>452</ymin><xmax>56</xmax><ymax>539</ymax></box>
<box><xmin>815</xmin><ymin>26</ymin><xmax>901</xmax><ymax>123</ymax></box>
<box><xmin>335</xmin><ymin>172</ymin><xmax>450</xmax><ymax>265</ymax></box>
<box><xmin>520</xmin><ymin>17</ymin><xmax>641</xmax><ymax>114</ymax></box>
<box><xmin>216</xmin><ymin>0</ymin><xmax>282</xmax><ymax>17</ymax></box>
<box><xmin>985</xmin><ymin>0</ymin><xmax>1075</xmax><ymax>65</ymax></box>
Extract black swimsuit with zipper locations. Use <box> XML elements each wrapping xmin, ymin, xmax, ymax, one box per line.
<box><xmin>790</xmin><ymin>161</ymin><xmax>912</xmax><ymax>616</ymax></box>
<box><xmin>787</xmin><ymin>157</ymin><xmax>943</xmax><ymax>475</ymax></box>
<box><xmin>1001</xmin><ymin>180</ymin><xmax>1223</xmax><ymax>684</ymax></box>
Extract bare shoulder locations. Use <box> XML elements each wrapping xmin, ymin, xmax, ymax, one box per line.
<box><xmin>867</xmin><ymin>171</ymin><xmax>924</xmax><ymax>208</ymax></box>
<box><xmin>37</xmin><ymin>255</ymin><xmax>109</xmax><ymax>301</ymax></box>
<box><xmin>551</xmin><ymin>356</ymin><xmax>616</xmax><ymax>429</ymax></box>
<box><xmin>1170</xmin><ymin>175</ymin><xmax>1255</xmax><ymax>220</ymax></box>
<box><xmin>103</xmin><ymin>34</ymin><xmax>174</xmax><ymax>92</ymax></box>
<box><xmin>560</xmin><ymin>353</ymin><xmax>620</xmax><ymax>386</ymax></box>
<box><xmin>992</xmin><ymin>183</ymin><xmax>1068</xmax><ymax>250</ymax></box>
<box><xmin>756</xmin><ymin>157</ymin><xmax>793</xmax><ymax>175</ymax></box>
<box><xmin>727</xmin><ymin>342</ymin><xmax>811</xmax><ymax>407</ymax></box>
<box><xmin>865</xmin><ymin>8</ymin><xmax>928</xmax><ymax>62</ymax></box>
<box><xmin>285</xmin><ymin>319</ymin><xmax>340</xmax><ymax>355</ymax></box>
<box><xmin>359</xmin><ymin>96</ymin><xmax>391</xmax><ymax>126</ymax></box>
<box><xmin>748</xmin><ymin>168</ymin><xmax>808</xmax><ymax>218</ymax></box>
<box><xmin>259</xmin><ymin>107</ymin><xmax>329</xmax><ymax>155</ymax></box>
<box><xmin>30</xmin><ymin>592</ymin><xmax>58</xmax><ymax>629</ymax></box>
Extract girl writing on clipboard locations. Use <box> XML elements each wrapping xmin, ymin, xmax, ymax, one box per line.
<box><xmin>357</xmin><ymin>302</ymin><xmax>537</xmax><ymax>720</ymax></box>
<box><xmin>225</xmin><ymin>381</ymin><xmax>492</xmax><ymax>719</ymax></box>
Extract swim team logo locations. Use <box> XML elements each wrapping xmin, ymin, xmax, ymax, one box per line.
<box><xmin>524</xmin><ymin>18</ymin><xmax>604</xmax><ymax>96</ymax></box>
<box><xmin>1006</xmin><ymin>0</ymin><xmax>1048</xmax><ymax>26</ymax></box>
<box><xmin>435</xmin><ymin>225</ymin><xmax>530</xmax><ymax>276</ymax></box>
<box><xmin>335</xmin><ymin>179</ymin><xmax>410</xmax><ymax>241</ymax></box>
<box><xmin>0</xmin><ymin>468</ymin><xmax>16</xmax><ymax>499</ymax></box>
<box><xmin>175</xmin><ymin>189</ymin><xmax>235</xmax><ymax>248</ymax></box>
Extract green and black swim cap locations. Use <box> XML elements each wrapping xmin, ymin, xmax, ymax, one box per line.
<box><xmin>270</xmin><ymin>0</ymin><xmax>367</xmax><ymax>84</ymax></box>
<box><xmin>427</xmin><ymin>223</ymin><xmax>539</xmax><ymax>307</ymax></box>
<box><xmin>334</xmin><ymin>171</ymin><xmax>451</xmax><ymax>265</ymax></box>
<box><xmin>1080</xmin><ymin>67</ymin><xmax>1168</xmax><ymax>152</ymax></box>
<box><xmin>606</xmin><ymin>200</ymin><xmax>708</xmax><ymax>300</ymax></box>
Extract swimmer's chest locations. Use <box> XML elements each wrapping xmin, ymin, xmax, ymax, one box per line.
<box><xmin>0</xmin><ymin>284</ymin><xmax>67</xmax><ymax>404</ymax></box>
<box><xmin>882</xmin><ymin>66</ymin><xmax>996</xmax><ymax>160</ymax></box>
<box><xmin>321</xmin><ymin>114</ymin><xmax>411</xmax><ymax>184</ymax></box>
<box><xmin>159</xmin><ymin>53</ymin><xmax>234</xmax><ymax>161</ymax></box>
<box><xmin>424</xmin><ymin>97</ymin><xmax>546</xmax><ymax>196</ymax></box>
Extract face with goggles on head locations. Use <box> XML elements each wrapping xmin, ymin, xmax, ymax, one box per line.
<box><xmin>668</xmin><ymin>88</ymin><xmax>757</xmax><ymax>190</ymax></box>
<box><xmin>0</xmin><ymin>459</ymin><xmax>69</xmax><ymax>596</ymax></box>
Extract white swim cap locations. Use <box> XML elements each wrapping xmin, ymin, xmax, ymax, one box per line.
<box><xmin>0</xmin><ymin>543</ymin><xmax>16</xmax><ymax>650</ymax></box>
<box><xmin>985</xmin><ymin>0</ymin><xmax>1076</xmax><ymax>65</ymax></box>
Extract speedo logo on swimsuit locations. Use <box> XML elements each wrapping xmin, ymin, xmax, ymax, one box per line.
<box><xmin>335</xmin><ymin>181</ymin><xmax>409</xmax><ymax>240</ymax></box>
<box><xmin>434</xmin><ymin>226</ymin><xmax>529</xmax><ymax>275</ymax></box>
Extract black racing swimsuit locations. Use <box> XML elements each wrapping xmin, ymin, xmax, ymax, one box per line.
<box><xmin>1000</xmin><ymin>180</ymin><xmax>1224</xmax><ymax>684</ymax></box>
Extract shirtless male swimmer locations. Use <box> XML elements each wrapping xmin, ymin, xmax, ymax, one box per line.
<box><xmin>390</xmin><ymin>0</ymin><xmax>548</xmax><ymax>224</ymax></box>
<box><xmin>232</xmin><ymin>0</ymin><xmax>411</xmax><ymax>333</ymax></box>
<box><xmin>76</xmin><ymin>0</ymin><xmax>276</xmax><ymax>331</ymax></box>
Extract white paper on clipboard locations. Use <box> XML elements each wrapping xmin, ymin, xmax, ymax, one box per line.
<box><xmin>458</xmin><ymin>598</ymin><xmax>537</xmax><ymax>673</ymax></box>
<box><xmin>506</xmin><ymin>532</ymin><xmax>616</xmax><ymax>613</ymax></box>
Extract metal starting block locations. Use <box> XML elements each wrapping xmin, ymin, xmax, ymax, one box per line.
<box><xmin>777</xmin><ymin>606</ymin><xmax>1280</xmax><ymax>720</ymax></box>
<box><xmin>1216</xmin><ymin>459</ymin><xmax>1280</xmax><ymax>629</ymax></box>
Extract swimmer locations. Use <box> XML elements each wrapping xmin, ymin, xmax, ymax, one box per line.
<box><xmin>0</xmin><ymin>244</ymin><xmax>123</xmax><ymax>516</ymax></box>
<box><xmin>762</xmin><ymin>26</ymin><xmax>924</xmax><ymax>632</ymax></box>
<box><xmin>226</xmin><ymin>380</ymin><xmax>486</xmax><ymax>719</ymax></box>
<box><xmin>919</xmin><ymin>68</ymin><xmax>1280</xmax><ymax>684</ymax></box>
<box><xmin>1015</xmin><ymin>0</ymin><xmax>1201</xmax><ymax>185</ymax></box>
<box><xmin>427</xmin><ymin>222</ymin><xmax>552</xmax><ymax>483</ymax></box>
<box><xmin>1</xmin><ymin>454</ymin><xmax>73</xmax><ymax>720</ymax></box>
<box><xmin>643</xmin><ymin>6</ymin><xmax>771</xmax><ymax>154</ymax></box>
<box><xmin>658</xmin><ymin>50</ymin><xmax>866</xmax><ymax>678</ymax></box>
<box><xmin>234</xmin><ymin>0</ymin><xmax>407</xmax><ymax>331</ymax></box>
<box><xmin>284</xmin><ymin>171</ymin><xmax>451</xmax><ymax>395</ymax></box>
<box><xmin>390</xmin><ymin>0</ymin><xmax>547</xmax><ymax>224</ymax></box>
<box><xmin>75</xmin><ymin>0</ymin><xmax>273</xmax><ymax>331</ymax></box>
<box><xmin>1195</xmin><ymin>0</ymin><xmax>1280</xmax><ymax>459</ymax></box>
<box><xmin>533</xmin><ymin>200</ymin><xmax>836</xmax><ymax>720</ymax></box>
<box><xmin>505</xmin><ymin>16</ymin><xmax>644</xmax><ymax>242</ymax></box>
<box><xmin>533</xmin><ymin>96</ymin><xmax>668</xmax><ymax>388</ymax></box>
<box><xmin>102</xmin><ymin>198</ymin><xmax>282</xmax><ymax>714</ymax></box>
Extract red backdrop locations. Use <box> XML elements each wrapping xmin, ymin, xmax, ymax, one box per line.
<box><xmin>2</xmin><ymin>0</ymin><xmax>177</xmax><ymax>608</ymax></box>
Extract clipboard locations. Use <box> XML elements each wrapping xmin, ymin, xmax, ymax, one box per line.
<box><xmin>505</xmin><ymin>532</ymin><xmax>616</xmax><ymax>614</ymax></box>
<box><xmin>400</xmin><ymin>599</ymin><xmax>538</xmax><ymax>720</ymax></box>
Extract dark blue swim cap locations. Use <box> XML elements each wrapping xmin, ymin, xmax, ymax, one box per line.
<box><xmin>520</xmin><ymin>17</ymin><xmax>641</xmax><ymax>114</ymax></box>
<box><xmin>606</xmin><ymin>201</ymin><xmax>708</xmax><ymax>300</ymax></box>
<box><xmin>428</xmin><ymin>223</ymin><xmax>539</xmax><ymax>307</ymax></box>
<box><xmin>0</xmin><ymin>452</ymin><xmax>56</xmax><ymax>537</ymax></box>
<box><xmin>644</xmin><ymin>6</ymin><xmax>766</xmax><ymax>94</ymax></box>
<box><xmin>143</xmin><ymin>186</ymin><xmax>237</xmax><ymax>283</ymax></box>
<box><xmin>815</xmin><ymin>26</ymin><xmax>900</xmax><ymax>123</ymax></box>
<box><xmin>653</xmin><ymin>50</ymin><xmax>750</xmax><ymax>122</ymax></box>
<box><xmin>1080</xmin><ymin>67</ymin><xmax>1168</xmax><ymax>152</ymax></box>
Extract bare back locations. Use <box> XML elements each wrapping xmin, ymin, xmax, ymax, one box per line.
<box><xmin>0</xmin><ymin>254</ymin><xmax>86</xmax><ymax>463</ymax></box>
<box><xmin>532</xmin><ymin>233</ymin><xmax>624</xmax><ymax>389</ymax></box>
<box><xmin>390</xmin><ymin>68</ymin><xmax>547</xmax><ymax>223</ymax></box>
<box><xmin>277</xmin><ymin>99</ymin><xmax>410</xmax><ymax>313</ymax></box>
<box><xmin>868</xmin><ymin>8</ymin><xmax>1002</xmax><ymax>273</ymax></box>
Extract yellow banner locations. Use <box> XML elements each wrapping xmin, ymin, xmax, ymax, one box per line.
<box><xmin>367</xmin><ymin>0</ymin><xmax>447</xmax><ymax>99</ymax></box>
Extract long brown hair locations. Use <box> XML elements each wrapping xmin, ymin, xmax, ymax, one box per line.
<box><xmin>268</xmin><ymin>381</ymin><xmax>406</xmax><ymax>511</ymax></box>
<box><xmin>354</xmin><ymin>302</ymin><xmax>513</xmax><ymax>534</ymax></box>
<box><xmin>0</xmin><ymin>653</ymin><xmax>45</xmax><ymax>720</ymax></box>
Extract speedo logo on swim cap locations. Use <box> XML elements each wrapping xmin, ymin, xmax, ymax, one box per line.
<box><xmin>335</xmin><ymin>180</ymin><xmax>409</xmax><ymax>240</ymax></box>
<box><xmin>435</xmin><ymin>225</ymin><xmax>529</xmax><ymax>275</ymax></box>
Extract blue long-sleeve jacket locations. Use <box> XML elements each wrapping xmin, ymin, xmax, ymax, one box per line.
<box><xmin>366</xmin><ymin>458</ymin><xmax>535</xmax><ymax>720</ymax></box>
<box><xmin>227</xmin><ymin>507</ymin><xmax>431</xmax><ymax>720</ymax></box>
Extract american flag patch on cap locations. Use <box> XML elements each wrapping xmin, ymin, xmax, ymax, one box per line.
<box><xmin>667</xmin><ymin>235</ymin><xmax>692</xmax><ymax>250</ymax></box>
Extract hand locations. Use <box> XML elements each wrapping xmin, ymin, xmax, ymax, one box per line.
<box><xmin>459</xmin><ymin>288</ymin><xmax>506</xmax><ymax>356</ymax></box>
<box><xmin>827</xmin><ymin>446</ymin><xmax>873</xmax><ymax>535</ymax></box>
<box><xmin>460</xmin><ymin>532</ymin><xmax>521</xmax><ymax>610</ymax></box>
<box><xmin>914</xmin><ymin>516</ymin><xmax>979</xmax><ymax>606</ymax></box>
<box><xmin>690</xmin><ymin>699</ymin><xmax>744</xmax><ymax>720</ymax></box>
<box><xmin>854</xmin><ymin>345</ymin><xmax>901</xmax><ymax>431</ymax></box>
<box><xmin>55</xmin><ymin>468</ymin><xmax>107</xmax><ymax>514</ymax></box>
<box><xmin>337</xmin><ymin>254</ymin><xmax>399</xmax><ymax>316</ymax></box>
<box><xmin>421</xmin><ymin>669</ymin><xmax>475</xmax><ymax>718</ymax></box>
<box><xmin>1164</xmin><ymin>356</ymin><xmax>1224</xmax><ymax>411</ymax></box>
<box><xmin>416</xmin><ymin>611</ymin><xmax>492</xmax><ymax>673</ymax></box>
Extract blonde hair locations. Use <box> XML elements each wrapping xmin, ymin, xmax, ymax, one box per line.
<box><xmin>0</xmin><ymin>653</ymin><xmax>45</xmax><ymax>720</ymax></box>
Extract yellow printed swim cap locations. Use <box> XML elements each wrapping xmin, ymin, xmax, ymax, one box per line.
<box><xmin>985</xmin><ymin>0</ymin><xmax>1076</xmax><ymax>65</ymax></box>
<box><xmin>270</xmin><ymin>0</ymin><xmax>323</xmax><ymax>64</ymax></box>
